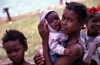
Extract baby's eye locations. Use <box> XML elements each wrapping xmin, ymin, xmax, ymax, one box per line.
<box><xmin>68</xmin><ymin>19</ymin><xmax>73</xmax><ymax>22</ymax></box>
<box><xmin>55</xmin><ymin>17</ymin><xmax>59</xmax><ymax>20</ymax></box>
<box><xmin>50</xmin><ymin>20</ymin><xmax>53</xmax><ymax>23</ymax></box>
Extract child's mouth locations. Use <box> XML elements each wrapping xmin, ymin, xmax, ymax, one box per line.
<box><xmin>12</xmin><ymin>58</ymin><xmax>19</xmax><ymax>62</ymax></box>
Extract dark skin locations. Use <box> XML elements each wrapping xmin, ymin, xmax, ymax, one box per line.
<box><xmin>37</xmin><ymin>8</ymin><xmax>84</xmax><ymax>65</ymax></box>
<box><xmin>46</xmin><ymin>11</ymin><xmax>71</xmax><ymax>56</ymax></box>
<box><xmin>87</xmin><ymin>14</ymin><xmax>100</xmax><ymax>36</ymax></box>
<box><xmin>83</xmin><ymin>13</ymin><xmax>100</xmax><ymax>65</ymax></box>
<box><xmin>46</xmin><ymin>11</ymin><xmax>61</xmax><ymax>31</ymax></box>
<box><xmin>3</xmin><ymin>40</ymin><xmax>34</xmax><ymax>65</ymax></box>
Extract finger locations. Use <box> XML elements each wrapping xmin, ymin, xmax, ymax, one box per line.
<box><xmin>45</xmin><ymin>23</ymin><xmax>49</xmax><ymax>31</ymax></box>
<box><xmin>38</xmin><ymin>21</ymin><xmax>42</xmax><ymax>30</ymax></box>
<box><xmin>38</xmin><ymin>62</ymin><xmax>44</xmax><ymax>65</ymax></box>
<box><xmin>34</xmin><ymin>53</ymin><xmax>44</xmax><ymax>61</ymax></box>
<box><xmin>34</xmin><ymin>53</ymin><xmax>43</xmax><ymax>59</ymax></box>
<box><xmin>34</xmin><ymin>53</ymin><xmax>42</xmax><ymax>62</ymax></box>
<box><xmin>37</xmin><ymin>58</ymin><xmax>45</xmax><ymax>63</ymax></box>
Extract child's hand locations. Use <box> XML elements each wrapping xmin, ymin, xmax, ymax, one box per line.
<box><xmin>64</xmin><ymin>49</ymin><xmax>72</xmax><ymax>56</ymax></box>
<box><xmin>34</xmin><ymin>53</ymin><xmax>45</xmax><ymax>65</ymax></box>
<box><xmin>38</xmin><ymin>19</ymin><xmax>49</xmax><ymax>42</ymax></box>
<box><xmin>83</xmin><ymin>56</ymin><xmax>91</xmax><ymax>65</ymax></box>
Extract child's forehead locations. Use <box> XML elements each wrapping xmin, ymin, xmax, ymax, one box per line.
<box><xmin>5</xmin><ymin>40</ymin><xmax>23</xmax><ymax>48</ymax></box>
<box><xmin>91</xmin><ymin>14</ymin><xmax>100</xmax><ymax>19</ymax></box>
<box><xmin>47</xmin><ymin>11</ymin><xmax>57</xmax><ymax>16</ymax></box>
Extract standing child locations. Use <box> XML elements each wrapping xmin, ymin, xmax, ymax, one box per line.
<box><xmin>82</xmin><ymin>5</ymin><xmax>100</xmax><ymax>65</ymax></box>
<box><xmin>2</xmin><ymin>30</ymin><xmax>34</xmax><ymax>65</ymax></box>
<box><xmin>39</xmin><ymin>10</ymin><xmax>71</xmax><ymax>64</ymax></box>
<box><xmin>37</xmin><ymin>2</ymin><xmax>89</xmax><ymax>65</ymax></box>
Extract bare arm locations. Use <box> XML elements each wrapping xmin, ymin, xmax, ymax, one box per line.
<box><xmin>38</xmin><ymin>19</ymin><xmax>53</xmax><ymax>65</ymax></box>
<box><xmin>83</xmin><ymin>40</ymin><xmax>100</xmax><ymax>65</ymax></box>
<box><xmin>54</xmin><ymin>43</ymin><xmax>83</xmax><ymax>65</ymax></box>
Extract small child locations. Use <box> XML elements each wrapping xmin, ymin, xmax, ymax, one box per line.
<box><xmin>39</xmin><ymin>10</ymin><xmax>71</xmax><ymax>64</ymax></box>
<box><xmin>81</xmin><ymin>5</ymin><xmax>100</xmax><ymax>65</ymax></box>
<box><xmin>2</xmin><ymin>30</ymin><xmax>34</xmax><ymax>65</ymax></box>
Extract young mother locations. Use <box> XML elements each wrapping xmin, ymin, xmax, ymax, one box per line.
<box><xmin>35</xmin><ymin>2</ymin><xmax>89</xmax><ymax>65</ymax></box>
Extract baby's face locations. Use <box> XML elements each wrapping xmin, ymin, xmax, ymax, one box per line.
<box><xmin>4</xmin><ymin>40</ymin><xmax>26</xmax><ymax>64</ymax></box>
<box><xmin>46</xmin><ymin>12</ymin><xmax>61</xmax><ymax>31</ymax></box>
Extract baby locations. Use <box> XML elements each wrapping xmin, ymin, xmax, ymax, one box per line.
<box><xmin>39</xmin><ymin>10</ymin><xmax>71</xmax><ymax>64</ymax></box>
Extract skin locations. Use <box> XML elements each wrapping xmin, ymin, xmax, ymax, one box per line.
<box><xmin>87</xmin><ymin>14</ymin><xmax>100</xmax><ymax>36</ymax></box>
<box><xmin>46</xmin><ymin>11</ymin><xmax>61</xmax><ymax>31</ymax></box>
<box><xmin>83</xmin><ymin>13</ymin><xmax>100</xmax><ymax>65</ymax></box>
<box><xmin>4</xmin><ymin>40</ymin><xmax>34</xmax><ymax>65</ymax></box>
<box><xmin>47</xmin><ymin>11</ymin><xmax>71</xmax><ymax>55</ymax></box>
<box><xmin>37</xmin><ymin>8</ymin><xmax>84</xmax><ymax>65</ymax></box>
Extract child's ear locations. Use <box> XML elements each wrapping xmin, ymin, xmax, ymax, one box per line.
<box><xmin>79</xmin><ymin>22</ymin><xmax>84</xmax><ymax>29</ymax></box>
<box><xmin>24</xmin><ymin>44</ymin><xmax>28</xmax><ymax>51</ymax></box>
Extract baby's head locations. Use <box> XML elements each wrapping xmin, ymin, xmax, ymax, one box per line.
<box><xmin>87</xmin><ymin>5</ymin><xmax>100</xmax><ymax>33</ymax></box>
<box><xmin>2</xmin><ymin>29</ymin><xmax>27</xmax><ymax>64</ymax></box>
<box><xmin>40</xmin><ymin>10</ymin><xmax>61</xmax><ymax>32</ymax></box>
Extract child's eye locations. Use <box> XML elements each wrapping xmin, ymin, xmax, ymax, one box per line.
<box><xmin>62</xmin><ymin>15</ymin><xmax>65</xmax><ymax>20</ymax></box>
<box><xmin>6</xmin><ymin>51</ymin><xmax>12</xmax><ymax>54</ymax></box>
<box><xmin>15</xmin><ymin>48</ymin><xmax>20</xmax><ymax>52</ymax></box>
<box><xmin>92</xmin><ymin>19</ymin><xmax>97</xmax><ymax>23</ymax></box>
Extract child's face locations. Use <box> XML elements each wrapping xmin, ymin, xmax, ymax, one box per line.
<box><xmin>87</xmin><ymin>14</ymin><xmax>100</xmax><ymax>33</ymax></box>
<box><xmin>46</xmin><ymin>12</ymin><xmax>61</xmax><ymax>31</ymax></box>
<box><xmin>61</xmin><ymin>9</ymin><xmax>82</xmax><ymax>34</ymax></box>
<box><xmin>4</xmin><ymin>40</ymin><xmax>27</xmax><ymax>64</ymax></box>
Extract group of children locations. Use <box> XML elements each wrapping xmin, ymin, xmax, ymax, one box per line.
<box><xmin>2</xmin><ymin>1</ymin><xmax>100</xmax><ymax>65</ymax></box>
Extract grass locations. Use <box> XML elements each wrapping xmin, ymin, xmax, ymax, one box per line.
<box><xmin>0</xmin><ymin>0</ymin><xmax>100</xmax><ymax>64</ymax></box>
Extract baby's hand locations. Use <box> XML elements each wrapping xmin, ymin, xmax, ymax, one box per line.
<box><xmin>64</xmin><ymin>49</ymin><xmax>72</xmax><ymax>56</ymax></box>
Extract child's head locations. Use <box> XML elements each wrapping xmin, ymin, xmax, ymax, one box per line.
<box><xmin>40</xmin><ymin>10</ymin><xmax>61</xmax><ymax>32</ymax></box>
<box><xmin>2</xmin><ymin>29</ymin><xmax>28</xmax><ymax>64</ymax></box>
<box><xmin>61</xmin><ymin>2</ymin><xmax>89</xmax><ymax>34</ymax></box>
<box><xmin>87</xmin><ymin>5</ymin><xmax>100</xmax><ymax>33</ymax></box>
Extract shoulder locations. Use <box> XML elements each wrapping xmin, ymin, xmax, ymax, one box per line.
<box><xmin>70</xmin><ymin>43</ymin><xmax>83</xmax><ymax>56</ymax></box>
<box><xmin>55</xmin><ymin>43</ymin><xmax>83</xmax><ymax>65</ymax></box>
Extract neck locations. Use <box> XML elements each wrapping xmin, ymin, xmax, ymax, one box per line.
<box><xmin>67</xmin><ymin>30</ymin><xmax>81</xmax><ymax>43</ymax></box>
<box><xmin>87</xmin><ymin>29</ymin><xmax>99</xmax><ymax>37</ymax></box>
<box><xmin>12</xmin><ymin>59</ymin><xmax>27</xmax><ymax>65</ymax></box>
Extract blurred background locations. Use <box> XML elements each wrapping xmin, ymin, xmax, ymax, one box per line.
<box><xmin>0</xmin><ymin>0</ymin><xmax>100</xmax><ymax>64</ymax></box>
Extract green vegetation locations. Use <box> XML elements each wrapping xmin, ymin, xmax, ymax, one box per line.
<box><xmin>0</xmin><ymin>0</ymin><xmax>100</xmax><ymax>64</ymax></box>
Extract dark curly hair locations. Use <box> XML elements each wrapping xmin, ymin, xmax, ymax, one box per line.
<box><xmin>65</xmin><ymin>2</ymin><xmax>89</xmax><ymax>23</ymax></box>
<box><xmin>2</xmin><ymin>29</ymin><xmax>27</xmax><ymax>48</ymax></box>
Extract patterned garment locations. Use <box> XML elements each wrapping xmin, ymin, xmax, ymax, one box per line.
<box><xmin>81</xmin><ymin>29</ymin><xmax>100</xmax><ymax>65</ymax></box>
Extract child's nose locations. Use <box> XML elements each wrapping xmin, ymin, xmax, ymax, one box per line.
<box><xmin>62</xmin><ymin>20</ymin><xmax>67</xmax><ymax>25</ymax></box>
<box><xmin>54</xmin><ymin>20</ymin><xmax>58</xmax><ymax>23</ymax></box>
<box><xmin>12</xmin><ymin>52</ymin><xmax>17</xmax><ymax>57</ymax></box>
<box><xmin>96</xmin><ymin>22</ymin><xmax>100</xmax><ymax>26</ymax></box>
